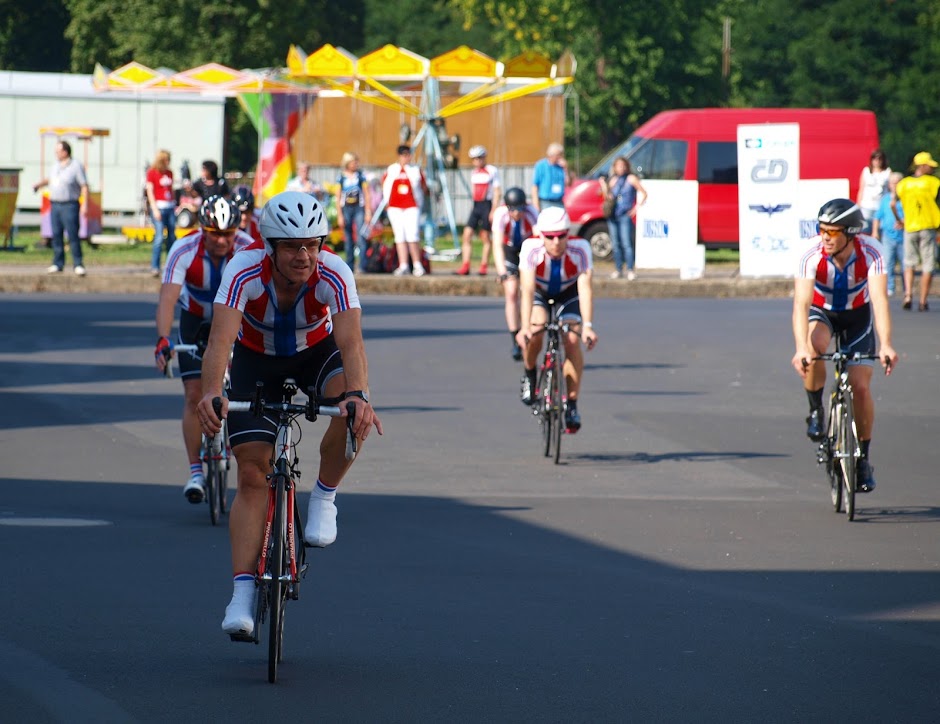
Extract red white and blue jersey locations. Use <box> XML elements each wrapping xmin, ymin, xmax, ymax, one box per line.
<box><xmin>214</xmin><ymin>242</ymin><xmax>360</xmax><ymax>356</ymax></box>
<box><xmin>163</xmin><ymin>229</ymin><xmax>254</xmax><ymax>320</ymax></box>
<box><xmin>518</xmin><ymin>236</ymin><xmax>593</xmax><ymax>296</ymax></box>
<box><xmin>798</xmin><ymin>234</ymin><xmax>884</xmax><ymax>312</ymax></box>
<box><xmin>492</xmin><ymin>204</ymin><xmax>539</xmax><ymax>250</ymax></box>
<box><xmin>470</xmin><ymin>164</ymin><xmax>501</xmax><ymax>202</ymax></box>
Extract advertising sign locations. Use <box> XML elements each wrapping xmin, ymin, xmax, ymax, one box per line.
<box><xmin>0</xmin><ymin>168</ymin><xmax>22</xmax><ymax>244</ymax></box>
<box><xmin>792</xmin><ymin>178</ymin><xmax>851</xmax><ymax>272</ymax></box>
<box><xmin>635</xmin><ymin>180</ymin><xmax>699</xmax><ymax>270</ymax></box>
<box><xmin>737</xmin><ymin>124</ymin><xmax>800</xmax><ymax>277</ymax></box>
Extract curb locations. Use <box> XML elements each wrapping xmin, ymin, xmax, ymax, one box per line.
<box><xmin>0</xmin><ymin>268</ymin><xmax>796</xmax><ymax>298</ymax></box>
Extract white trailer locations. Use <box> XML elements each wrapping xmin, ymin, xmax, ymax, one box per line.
<box><xmin>0</xmin><ymin>70</ymin><xmax>225</xmax><ymax>220</ymax></box>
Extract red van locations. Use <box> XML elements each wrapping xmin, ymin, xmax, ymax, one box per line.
<box><xmin>564</xmin><ymin>108</ymin><xmax>880</xmax><ymax>256</ymax></box>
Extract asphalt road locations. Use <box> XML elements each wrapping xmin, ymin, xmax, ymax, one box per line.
<box><xmin>1</xmin><ymin>293</ymin><xmax>938</xmax><ymax>722</ymax></box>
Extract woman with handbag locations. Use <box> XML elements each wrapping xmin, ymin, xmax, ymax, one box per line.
<box><xmin>600</xmin><ymin>156</ymin><xmax>647</xmax><ymax>280</ymax></box>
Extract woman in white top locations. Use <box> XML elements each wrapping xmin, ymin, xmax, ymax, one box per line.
<box><xmin>857</xmin><ymin>149</ymin><xmax>891</xmax><ymax>234</ymax></box>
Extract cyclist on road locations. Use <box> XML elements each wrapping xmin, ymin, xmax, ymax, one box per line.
<box><xmin>792</xmin><ymin>198</ymin><xmax>898</xmax><ymax>493</ymax></box>
<box><xmin>515</xmin><ymin>207</ymin><xmax>598</xmax><ymax>433</ymax></box>
<box><xmin>154</xmin><ymin>195</ymin><xmax>254</xmax><ymax>503</ymax></box>
<box><xmin>492</xmin><ymin>187</ymin><xmax>539</xmax><ymax>360</ymax></box>
<box><xmin>196</xmin><ymin>191</ymin><xmax>383</xmax><ymax>637</ymax></box>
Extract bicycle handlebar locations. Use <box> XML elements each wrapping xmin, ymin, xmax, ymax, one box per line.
<box><xmin>217</xmin><ymin>387</ymin><xmax>358</xmax><ymax>461</ymax></box>
<box><xmin>161</xmin><ymin>342</ymin><xmax>201</xmax><ymax>379</ymax></box>
<box><xmin>804</xmin><ymin>352</ymin><xmax>892</xmax><ymax>374</ymax></box>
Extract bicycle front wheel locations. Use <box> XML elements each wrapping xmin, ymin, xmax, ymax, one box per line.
<box><xmin>550</xmin><ymin>351</ymin><xmax>564</xmax><ymax>465</ymax></box>
<box><xmin>220</xmin><ymin>420</ymin><xmax>231</xmax><ymax>515</ymax></box>
<box><xmin>268</xmin><ymin>476</ymin><xmax>288</xmax><ymax>683</ymax></box>
<box><xmin>538</xmin><ymin>364</ymin><xmax>553</xmax><ymax>458</ymax></box>
<box><xmin>841</xmin><ymin>395</ymin><xmax>857</xmax><ymax>521</ymax></box>
<box><xmin>826</xmin><ymin>397</ymin><xmax>842</xmax><ymax>512</ymax></box>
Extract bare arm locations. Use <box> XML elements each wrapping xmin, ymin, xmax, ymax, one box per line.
<box><xmin>531</xmin><ymin>185</ymin><xmax>541</xmax><ymax>212</ymax></box>
<box><xmin>517</xmin><ymin>267</ymin><xmax>536</xmax><ymax>341</ymax></box>
<box><xmin>146</xmin><ymin>180</ymin><xmax>158</xmax><ymax>216</ymax></box>
<box><xmin>153</xmin><ymin>282</ymin><xmax>182</xmax><ymax>372</ymax></box>
<box><xmin>791</xmin><ymin>277</ymin><xmax>815</xmax><ymax>377</ymax></box>
<box><xmin>197</xmin><ymin>304</ymin><xmax>244</xmax><ymax>433</ymax></box>
<box><xmin>577</xmin><ymin>270</ymin><xmax>598</xmax><ymax>350</ymax></box>
<box><xmin>867</xmin><ymin>273</ymin><xmax>898</xmax><ymax>374</ymax></box>
<box><xmin>331</xmin><ymin>307</ymin><xmax>383</xmax><ymax>438</ymax></box>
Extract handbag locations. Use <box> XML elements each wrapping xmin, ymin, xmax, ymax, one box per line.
<box><xmin>601</xmin><ymin>196</ymin><xmax>615</xmax><ymax>218</ymax></box>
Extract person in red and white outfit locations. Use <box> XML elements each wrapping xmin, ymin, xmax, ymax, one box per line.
<box><xmin>146</xmin><ymin>149</ymin><xmax>177</xmax><ymax>277</ymax></box>
<box><xmin>456</xmin><ymin>145</ymin><xmax>502</xmax><ymax>276</ymax></box>
<box><xmin>382</xmin><ymin>145</ymin><xmax>429</xmax><ymax>276</ymax></box>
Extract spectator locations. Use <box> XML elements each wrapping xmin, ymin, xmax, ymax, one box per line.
<box><xmin>336</xmin><ymin>152</ymin><xmax>372</xmax><ymax>273</ymax></box>
<box><xmin>531</xmin><ymin>142</ymin><xmax>572</xmax><ymax>213</ymax></box>
<box><xmin>456</xmin><ymin>145</ymin><xmax>501</xmax><ymax>276</ymax></box>
<box><xmin>895</xmin><ymin>151</ymin><xmax>940</xmax><ymax>311</ymax></box>
<box><xmin>382</xmin><ymin>145</ymin><xmax>428</xmax><ymax>277</ymax></box>
<box><xmin>857</xmin><ymin>149</ymin><xmax>891</xmax><ymax>234</ymax></box>
<box><xmin>871</xmin><ymin>171</ymin><xmax>906</xmax><ymax>298</ymax></box>
<box><xmin>287</xmin><ymin>161</ymin><xmax>316</xmax><ymax>195</ymax></box>
<box><xmin>33</xmin><ymin>139</ymin><xmax>88</xmax><ymax>276</ymax></box>
<box><xmin>233</xmin><ymin>184</ymin><xmax>262</xmax><ymax>243</ymax></box>
<box><xmin>600</xmin><ymin>156</ymin><xmax>648</xmax><ymax>280</ymax></box>
<box><xmin>146</xmin><ymin>149</ymin><xmax>177</xmax><ymax>277</ymax></box>
<box><xmin>179</xmin><ymin>160</ymin><xmax>230</xmax><ymax>223</ymax></box>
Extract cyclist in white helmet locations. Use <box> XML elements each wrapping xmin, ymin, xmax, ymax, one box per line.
<box><xmin>456</xmin><ymin>145</ymin><xmax>501</xmax><ymax>276</ymax></box>
<box><xmin>154</xmin><ymin>194</ymin><xmax>253</xmax><ymax>504</ymax></box>
<box><xmin>197</xmin><ymin>191</ymin><xmax>383</xmax><ymax>638</ymax></box>
<box><xmin>515</xmin><ymin>207</ymin><xmax>599</xmax><ymax>433</ymax></box>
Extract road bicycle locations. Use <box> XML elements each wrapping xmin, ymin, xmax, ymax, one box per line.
<box><xmin>810</xmin><ymin>337</ymin><xmax>888</xmax><ymax>522</ymax></box>
<box><xmin>164</xmin><ymin>340</ymin><xmax>232</xmax><ymax>526</ymax></box>
<box><xmin>224</xmin><ymin>380</ymin><xmax>357</xmax><ymax>683</ymax></box>
<box><xmin>531</xmin><ymin>300</ymin><xmax>574</xmax><ymax>465</ymax></box>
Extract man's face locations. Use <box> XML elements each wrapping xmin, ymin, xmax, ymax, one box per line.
<box><xmin>398</xmin><ymin>151</ymin><xmax>412</xmax><ymax>164</ymax></box>
<box><xmin>472</xmin><ymin>155</ymin><xmax>486</xmax><ymax>168</ymax></box>
<box><xmin>55</xmin><ymin>143</ymin><xmax>69</xmax><ymax>160</ymax></box>
<box><xmin>541</xmin><ymin>230</ymin><xmax>569</xmax><ymax>258</ymax></box>
<box><xmin>818</xmin><ymin>224</ymin><xmax>846</xmax><ymax>255</ymax></box>
<box><xmin>203</xmin><ymin>229</ymin><xmax>237</xmax><ymax>259</ymax></box>
<box><xmin>274</xmin><ymin>238</ymin><xmax>322</xmax><ymax>283</ymax></box>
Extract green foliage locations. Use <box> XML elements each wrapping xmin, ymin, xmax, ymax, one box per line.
<box><xmin>361</xmin><ymin>0</ymin><xmax>496</xmax><ymax>57</ymax></box>
<box><xmin>0</xmin><ymin>0</ymin><xmax>71</xmax><ymax>71</ymax></box>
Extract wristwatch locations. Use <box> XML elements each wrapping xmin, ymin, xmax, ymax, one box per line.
<box><xmin>345</xmin><ymin>390</ymin><xmax>370</xmax><ymax>403</ymax></box>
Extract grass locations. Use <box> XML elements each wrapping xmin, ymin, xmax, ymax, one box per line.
<box><xmin>0</xmin><ymin>229</ymin><xmax>740</xmax><ymax>268</ymax></box>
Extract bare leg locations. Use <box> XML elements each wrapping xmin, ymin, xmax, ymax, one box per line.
<box><xmin>182</xmin><ymin>379</ymin><xmax>203</xmax><ymax>468</ymax></box>
<box><xmin>228</xmin><ymin>442</ymin><xmax>273</xmax><ymax>574</ymax></box>
<box><xmin>563</xmin><ymin>330</ymin><xmax>583</xmax><ymax>400</ymax></box>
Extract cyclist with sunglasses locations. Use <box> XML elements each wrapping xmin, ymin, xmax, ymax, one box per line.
<box><xmin>492</xmin><ymin>187</ymin><xmax>539</xmax><ymax>360</ymax></box>
<box><xmin>515</xmin><ymin>207</ymin><xmax>598</xmax><ymax>433</ymax></box>
<box><xmin>792</xmin><ymin>198</ymin><xmax>898</xmax><ymax>493</ymax></box>
<box><xmin>196</xmin><ymin>191</ymin><xmax>383</xmax><ymax>638</ymax></box>
<box><xmin>154</xmin><ymin>195</ymin><xmax>254</xmax><ymax>503</ymax></box>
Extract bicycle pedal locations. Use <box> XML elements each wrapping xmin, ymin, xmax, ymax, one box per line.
<box><xmin>228</xmin><ymin>632</ymin><xmax>255</xmax><ymax>644</ymax></box>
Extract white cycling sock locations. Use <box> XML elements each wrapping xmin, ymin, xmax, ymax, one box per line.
<box><xmin>313</xmin><ymin>478</ymin><xmax>337</xmax><ymax>502</ymax></box>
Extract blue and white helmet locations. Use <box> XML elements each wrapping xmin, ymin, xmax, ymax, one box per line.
<box><xmin>259</xmin><ymin>191</ymin><xmax>329</xmax><ymax>251</ymax></box>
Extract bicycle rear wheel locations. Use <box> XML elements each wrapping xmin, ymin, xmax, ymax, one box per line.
<box><xmin>841</xmin><ymin>396</ymin><xmax>857</xmax><ymax>521</ymax></box>
<box><xmin>268</xmin><ymin>476</ymin><xmax>288</xmax><ymax>683</ymax></box>
<box><xmin>550</xmin><ymin>351</ymin><xmax>564</xmax><ymax>465</ymax></box>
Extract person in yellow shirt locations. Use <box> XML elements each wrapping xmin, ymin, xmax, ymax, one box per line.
<box><xmin>895</xmin><ymin>151</ymin><xmax>940</xmax><ymax>311</ymax></box>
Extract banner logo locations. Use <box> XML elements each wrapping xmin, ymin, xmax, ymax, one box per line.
<box><xmin>749</xmin><ymin>203</ymin><xmax>792</xmax><ymax>217</ymax></box>
<box><xmin>643</xmin><ymin>220</ymin><xmax>669</xmax><ymax>238</ymax></box>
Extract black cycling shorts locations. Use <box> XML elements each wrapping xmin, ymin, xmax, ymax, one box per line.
<box><xmin>809</xmin><ymin>305</ymin><xmax>875</xmax><ymax>364</ymax></box>
<box><xmin>502</xmin><ymin>245</ymin><xmax>520</xmax><ymax>276</ymax></box>
<box><xmin>227</xmin><ymin>337</ymin><xmax>345</xmax><ymax>446</ymax></box>
<box><xmin>176</xmin><ymin>309</ymin><xmax>210</xmax><ymax>380</ymax></box>
<box><xmin>534</xmin><ymin>284</ymin><xmax>581</xmax><ymax>322</ymax></box>
<box><xmin>465</xmin><ymin>200</ymin><xmax>493</xmax><ymax>232</ymax></box>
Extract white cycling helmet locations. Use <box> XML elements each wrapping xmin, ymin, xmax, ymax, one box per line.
<box><xmin>537</xmin><ymin>206</ymin><xmax>570</xmax><ymax>235</ymax></box>
<box><xmin>468</xmin><ymin>145</ymin><xmax>487</xmax><ymax>159</ymax></box>
<box><xmin>259</xmin><ymin>191</ymin><xmax>329</xmax><ymax>248</ymax></box>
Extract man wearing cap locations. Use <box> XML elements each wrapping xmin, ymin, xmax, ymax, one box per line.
<box><xmin>531</xmin><ymin>143</ymin><xmax>572</xmax><ymax>213</ymax></box>
<box><xmin>456</xmin><ymin>145</ymin><xmax>501</xmax><ymax>276</ymax></box>
<box><xmin>895</xmin><ymin>151</ymin><xmax>940</xmax><ymax>311</ymax></box>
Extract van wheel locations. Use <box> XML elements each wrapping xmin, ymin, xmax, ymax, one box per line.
<box><xmin>582</xmin><ymin>222</ymin><xmax>612</xmax><ymax>260</ymax></box>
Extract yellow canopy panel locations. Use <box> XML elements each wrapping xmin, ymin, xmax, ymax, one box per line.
<box><xmin>430</xmin><ymin>46</ymin><xmax>498</xmax><ymax>80</ymax></box>
<box><xmin>40</xmin><ymin>127</ymin><xmax>110</xmax><ymax>138</ymax></box>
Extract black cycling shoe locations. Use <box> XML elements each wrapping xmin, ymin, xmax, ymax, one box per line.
<box><xmin>856</xmin><ymin>459</ymin><xmax>876</xmax><ymax>492</ymax></box>
<box><xmin>520</xmin><ymin>375</ymin><xmax>535</xmax><ymax>405</ymax></box>
<box><xmin>511</xmin><ymin>341</ymin><xmax>523</xmax><ymax>361</ymax></box>
<box><xmin>564</xmin><ymin>405</ymin><xmax>581</xmax><ymax>433</ymax></box>
<box><xmin>805</xmin><ymin>408</ymin><xmax>825</xmax><ymax>442</ymax></box>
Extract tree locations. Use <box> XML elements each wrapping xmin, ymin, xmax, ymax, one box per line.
<box><xmin>0</xmin><ymin>0</ymin><xmax>71</xmax><ymax>71</ymax></box>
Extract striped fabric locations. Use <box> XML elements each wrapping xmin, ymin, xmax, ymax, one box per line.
<box><xmin>798</xmin><ymin>234</ymin><xmax>885</xmax><ymax>312</ymax></box>
<box><xmin>518</xmin><ymin>236</ymin><xmax>593</xmax><ymax>295</ymax></box>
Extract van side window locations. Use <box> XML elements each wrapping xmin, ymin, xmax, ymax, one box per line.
<box><xmin>698</xmin><ymin>142</ymin><xmax>738</xmax><ymax>184</ymax></box>
<box><xmin>631</xmin><ymin>140</ymin><xmax>687</xmax><ymax>180</ymax></box>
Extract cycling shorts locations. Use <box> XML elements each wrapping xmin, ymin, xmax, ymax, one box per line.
<box><xmin>465</xmin><ymin>200</ymin><xmax>493</xmax><ymax>232</ymax></box>
<box><xmin>809</xmin><ymin>304</ymin><xmax>875</xmax><ymax>366</ymax></box>
<box><xmin>227</xmin><ymin>336</ymin><xmax>345</xmax><ymax>447</ymax></box>
<box><xmin>534</xmin><ymin>284</ymin><xmax>581</xmax><ymax>323</ymax></box>
<box><xmin>176</xmin><ymin>310</ymin><xmax>210</xmax><ymax>380</ymax></box>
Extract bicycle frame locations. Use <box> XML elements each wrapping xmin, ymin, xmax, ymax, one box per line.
<box><xmin>532</xmin><ymin>301</ymin><xmax>573</xmax><ymax>464</ymax></box>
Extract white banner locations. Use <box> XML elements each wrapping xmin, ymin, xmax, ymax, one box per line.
<box><xmin>737</xmin><ymin>124</ymin><xmax>800</xmax><ymax>277</ymax></box>
<box><xmin>790</xmin><ymin>178</ymin><xmax>851</xmax><ymax>274</ymax></box>
<box><xmin>635</xmin><ymin>180</ymin><xmax>699</xmax><ymax>270</ymax></box>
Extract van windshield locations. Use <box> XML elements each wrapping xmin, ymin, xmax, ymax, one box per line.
<box><xmin>587</xmin><ymin>136</ymin><xmax>688</xmax><ymax>181</ymax></box>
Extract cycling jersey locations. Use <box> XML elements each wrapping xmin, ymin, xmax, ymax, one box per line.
<box><xmin>492</xmin><ymin>204</ymin><xmax>539</xmax><ymax>251</ymax></box>
<box><xmin>470</xmin><ymin>164</ymin><xmax>501</xmax><ymax>202</ymax></box>
<box><xmin>518</xmin><ymin>236</ymin><xmax>593</xmax><ymax>297</ymax></box>
<box><xmin>797</xmin><ymin>234</ymin><xmax>884</xmax><ymax>312</ymax></box>
<box><xmin>215</xmin><ymin>243</ymin><xmax>360</xmax><ymax>356</ymax></box>
<box><xmin>383</xmin><ymin>164</ymin><xmax>425</xmax><ymax>209</ymax></box>
<box><xmin>163</xmin><ymin>229</ymin><xmax>254</xmax><ymax>319</ymax></box>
